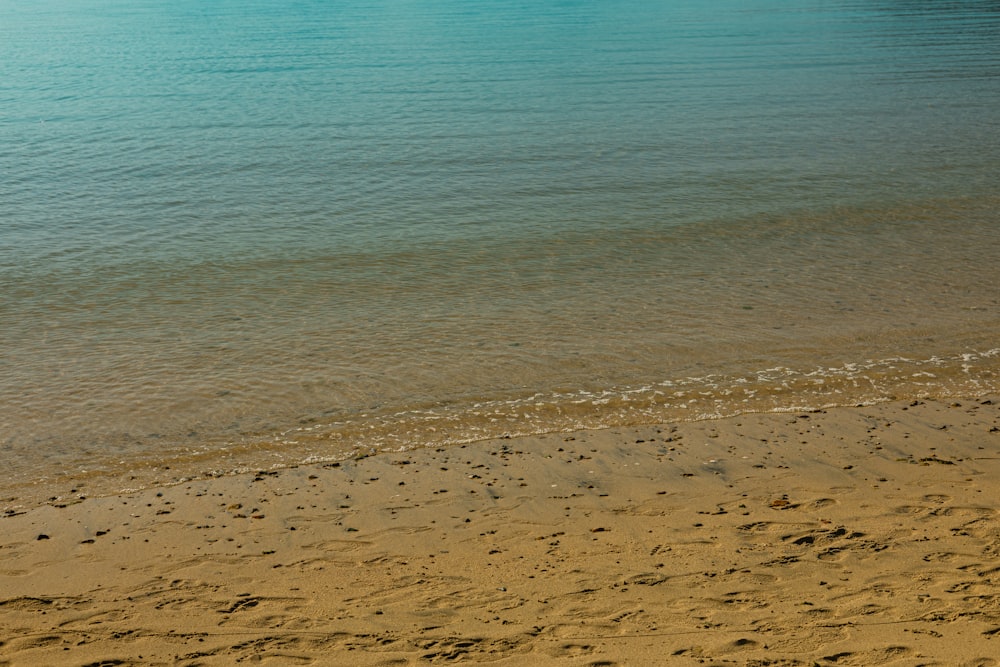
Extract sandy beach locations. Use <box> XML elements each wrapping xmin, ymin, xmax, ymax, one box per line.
<box><xmin>2</xmin><ymin>396</ymin><xmax>998</xmax><ymax>666</ymax></box>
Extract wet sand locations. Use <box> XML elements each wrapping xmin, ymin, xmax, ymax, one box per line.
<box><xmin>1</xmin><ymin>396</ymin><xmax>998</xmax><ymax>666</ymax></box>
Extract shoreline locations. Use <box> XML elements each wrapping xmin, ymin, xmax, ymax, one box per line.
<box><xmin>6</xmin><ymin>342</ymin><xmax>1000</xmax><ymax>513</ymax></box>
<box><xmin>2</xmin><ymin>396</ymin><xmax>998</xmax><ymax>665</ymax></box>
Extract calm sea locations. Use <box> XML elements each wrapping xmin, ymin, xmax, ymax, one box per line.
<box><xmin>3</xmin><ymin>0</ymin><xmax>999</xmax><ymax>506</ymax></box>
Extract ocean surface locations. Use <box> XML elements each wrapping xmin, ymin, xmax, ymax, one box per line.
<box><xmin>3</xmin><ymin>0</ymin><xmax>999</xmax><ymax>507</ymax></box>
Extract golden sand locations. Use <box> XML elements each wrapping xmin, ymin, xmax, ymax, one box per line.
<box><xmin>2</xmin><ymin>397</ymin><xmax>998</xmax><ymax>665</ymax></box>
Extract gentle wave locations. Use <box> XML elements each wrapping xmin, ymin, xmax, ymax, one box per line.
<box><xmin>7</xmin><ymin>348</ymin><xmax>998</xmax><ymax>509</ymax></box>
<box><xmin>278</xmin><ymin>348</ymin><xmax>1000</xmax><ymax>457</ymax></box>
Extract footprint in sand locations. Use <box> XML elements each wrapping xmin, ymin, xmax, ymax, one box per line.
<box><xmin>549</xmin><ymin>642</ymin><xmax>595</xmax><ymax>658</ymax></box>
<box><xmin>821</xmin><ymin>645</ymin><xmax>913</xmax><ymax>665</ymax></box>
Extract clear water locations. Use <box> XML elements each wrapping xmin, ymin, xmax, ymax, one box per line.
<box><xmin>3</xmin><ymin>0</ymin><xmax>1000</xmax><ymax>505</ymax></box>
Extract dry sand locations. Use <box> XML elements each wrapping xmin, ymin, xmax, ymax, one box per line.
<box><xmin>1</xmin><ymin>396</ymin><xmax>998</xmax><ymax>666</ymax></box>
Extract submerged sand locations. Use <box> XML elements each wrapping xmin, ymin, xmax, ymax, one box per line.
<box><xmin>1</xmin><ymin>397</ymin><xmax>998</xmax><ymax>666</ymax></box>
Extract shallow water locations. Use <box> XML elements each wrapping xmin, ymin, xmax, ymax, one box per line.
<box><xmin>2</xmin><ymin>0</ymin><xmax>999</xmax><ymax>505</ymax></box>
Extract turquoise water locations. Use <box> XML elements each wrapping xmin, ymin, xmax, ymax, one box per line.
<box><xmin>3</xmin><ymin>0</ymin><xmax>1000</xmax><ymax>505</ymax></box>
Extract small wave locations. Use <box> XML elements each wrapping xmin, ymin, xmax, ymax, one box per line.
<box><xmin>264</xmin><ymin>348</ymin><xmax>1000</xmax><ymax>461</ymax></box>
<box><xmin>3</xmin><ymin>347</ymin><xmax>997</xmax><ymax>511</ymax></box>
